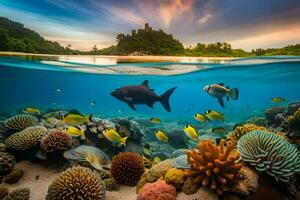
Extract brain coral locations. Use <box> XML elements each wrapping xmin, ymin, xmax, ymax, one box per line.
<box><xmin>3</xmin><ymin>187</ymin><xmax>30</xmax><ymax>200</ymax></box>
<box><xmin>103</xmin><ymin>178</ymin><xmax>120</xmax><ymax>191</ymax></box>
<box><xmin>237</xmin><ymin>130</ymin><xmax>300</xmax><ymax>182</ymax></box>
<box><xmin>185</xmin><ymin>139</ymin><xmax>242</xmax><ymax>194</ymax></box>
<box><xmin>227</xmin><ymin>123</ymin><xmax>267</xmax><ymax>146</ymax></box>
<box><xmin>0</xmin><ymin>152</ymin><xmax>16</xmax><ymax>175</ymax></box>
<box><xmin>164</xmin><ymin>168</ymin><xmax>185</xmax><ymax>190</ymax></box>
<box><xmin>110</xmin><ymin>152</ymin><xmax>144</xmax><ymax>186</ymax></box>
<box><xmin>46</xmin><ymin>166</ymin><xmax>105</xmax><ymax>200</ymax></box>
<box><xmin>40</xmin><ymin>130</ymin><xmax>73</xmax><ymax>152</ymax></box>
<box><xmin>137</xmin><ymin>180</ymin><xmax>176</xmax><ymax>200</ymax></box>
<box><xmin>4</xmin><ymin>169</ymin><xmax>24</xmax><ymax>184</ymax></box>
<box><xmin>4</xmin><ymin>114</ymin><xmax>38</xmax><ymax>131</ymax></box>
<box><xmin>5</xmin><ymin>126</ymin><xmax>47</xmax><ymax>151</ymax></box>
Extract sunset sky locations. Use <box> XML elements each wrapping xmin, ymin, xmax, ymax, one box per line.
<box><xmin>1</xmin><ymin>0</ymin><xmax>300</xmax><ymax>51</ymax></box>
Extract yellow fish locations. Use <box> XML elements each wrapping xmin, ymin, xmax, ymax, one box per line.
<box><xmin>204</xmin><ymin>110</ymin><xmax>224</xmax><ymax>121</ymax></box>
<box><xmin>183</xmin><ymin>125</ymin><xmax>198</xmax><ymax>141</ymax></box>
<box><xmin>23</xmin><ymin>107</ymin><xmax>40</xmax><ymax>115</ymax></box>
<box><xmin>102</xmin><ymin>129</ymin><xmax>128</xmax><ymax>147</ymax></box>
<box><xmin>150</xmin><ymin>117</ymin><xmax>161</xmax><ymax>124</ymax></box>
<box><xmin>154</xmin><ymin>130</ymin><xmax>168</xmax><ymax>143</ymax></box>
<box><xmin>153</xmin><ymin>157</ymin><xmax>161</xmax><ymax>164</ymax></box>
<box><xmin>63</xmin><ymin>126</ymin><xmax>85</xmax><ymax>139</ymax></box>
<box><xmin>61</xmin><ymin>110</ymin><xmax>92</xmax><ymax>125</ymax></box>
<box><xmin>194</xmin><ymin>113</ymin><xmax>207</xmax><ymax>122</ymax></box>
<box><xmin>271</xmin><ymin>97</ymin><xmax>286</xmax><ymax>103</ymax></box>
<box><xmin>211</xmin><ymin>127</ymin><xmax>226</xmax><ymax>135</ymax></box>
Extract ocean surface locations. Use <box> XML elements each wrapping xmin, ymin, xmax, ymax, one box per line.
<box><xmin>0</xmin><ymin>55</ymin><xmax>300</xmax><ymax>132</ymax></box>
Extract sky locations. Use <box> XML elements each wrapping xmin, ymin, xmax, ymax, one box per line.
<box><xmin>0</xmin><ymin>0</ymin><xmax>300</xmax><ymax>51</ymax></box>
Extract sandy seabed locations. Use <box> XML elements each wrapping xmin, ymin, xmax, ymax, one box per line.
<box><xmin>1</xmin><ymin>161</ymin><xmax>137</xmax><ymax>200</ymax></box>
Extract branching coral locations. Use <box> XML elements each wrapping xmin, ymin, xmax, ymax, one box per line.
<box><xmin>288</xmin><ymin>108</ymin><xmax>300</xmax><ymax>131</ymax></box>
<box><xmin>5</xmin><ymin>126</ymin><xmax>47</xmax><ymax>151</ymax></box>
<box><xmin>63</xmin><ymin>145</ymin><xmax>110</xmax><ymax>170</ymax></box>
<box><xmin>40</xmin><ymin>130</ymin><xmax>73</xmax><ymax>152</ymax></box>
<box><xmin>185</xmin><ymin>139</ymin><xmax>242</xmax><ymax>194</ymax></box>
<box><xmin>227</xmin><ymin>123</ymin><xmax>267</xmax><ymax>146</ymax></box>
<box><xmin>46</xmin><ymin>166</ymin><xmax>105</xmax><ymax>200</ymax></box>
<box><xmin>0</xmin><ymin>152</ymin><xmax>16</xmax><ymax>175</ymax></box>
<box><xmin>237</xmin><ymin>130</ymin><xmax>300</xmax><ymax>182</ymax></box>
<box><xmin>4</xmin><ymin>114</ymin><xmax>38</xmax><ymax>131</ymax></box>
<box><xmin>110</xmin><ymin>152</ymin><xmax>144</xmax><ymax>186</ymax></box>
<box><xmin>4</xmin><ymin>169</ymin><xmax>24</xmax><ymax>184</ymax></box>
<box><xmin>3</xmin><ymin>187</ymin><xmax>30</xmax><ymax>200</ymax></box>
<box><xmin>137</xmin><ymin>180</ymin><xmax>177</xmax><ymax>200</ymax></box>
<box><xmin>103</xmin><ymin>178</ymin><xmax>120</xmax><ymax>191</ymax></box>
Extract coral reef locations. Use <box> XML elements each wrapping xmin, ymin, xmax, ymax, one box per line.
<box><xmin>46</xmin><ymin>166</ymin><xmax>105</xmax><ymax>200</ymax></box>
<box><xmin>0</xmin><ymin>143</ymin><xmax>6</xmax><ymax>152</ymax></box>
<box><xmin>0</xmin><ymin>152</ymin><xmax>15</xmax><ymax>175</ymax></box>
<box><xmin>181</xmin><ymin>177</ymin><xmax>200</xmax><ymax>194</ymax></box>
<box><xmin>185</xmin><ymin>139</ymin><xmax>242</xmax><ymax>194</ymax></box>
<box><xmin>5</xmin><ymin>126</ymin><xmax>47</xmax><ymax>151</ymax></box>
<box><xmin>237</xmin><ymin>130</ymin><xmax>300</xmax><ymax>182</ymax></box>
<box><xmin>103</xmin><ymin>177</ymin><xmax>120</xmax><ymax>191</ymax></box>
<box><xmin>227</xmin><ymin>123</ymin><xmax>267</xmax><ymax>146</ymax></box>
<box><xmin>145</xmin><ymin>159</ymin><xmax>172</xmax><ymax>182</ymax></box>
<box><xmin>94</xmin><ymin>169</ymin><xmax>111</xmax><ymax>180</ymax></box>
<box><xmin>110</xmin><ymin>152</ymin><xmax>144</xmax><ymax>186</ymax></box>
<box><xmin>63</xmin><ymin>145</ymin><xmax>110</xmax><ymax>170</ymax></box>
<box><xmin>265</xmin><ymin>106</ymin><xmax>285</xmax><ymax>125</ymax></box>
<box><xmin>164</xmin><ymin>168</ymin><xmax>185</xmax><ymax>190</ymax></box>
<box><xmin>40</xmin><ymin>130</ymin><xmax>73</xmax><ymax>152</ymax></box>
<box><xmin>3</xmin><ymin>188</ymin><xmax>30</xmax><ymax>200</ymax></box>
<box><xmin>137</xmin><ymin>180</ymin><xmax>177</xmax><ymax>200</ymax></box>
<box><xmin>288</xmin><ymin>108</ymin><xmax>300</xmax><ymax>132</ymax></box>
<box><xmin>0</xmin><ymin>187</ymin><xmax>9</xmax><ymax>200</ymax></box>
<box><xmin>4</xmin><ymin>114</ymin><xmax>38</xmax><ymax>131</ymax></box>
<box><xmin>172</xmin><ymin>155</ymin><xmax>190</xmax><ymax>169</ymax></box>
<box><xmin>4</xmin><ymin>169</ymin><xmax>24</xmax><ymax>184</ymax></box>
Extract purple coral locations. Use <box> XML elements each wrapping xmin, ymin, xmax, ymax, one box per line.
<box><xmin>137</xmin><ymin>180</ymin><xmax>176</xmax><ymax>200</ymax></box>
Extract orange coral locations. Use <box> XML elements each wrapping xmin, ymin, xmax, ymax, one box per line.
<box><xmin>185</xmin><ymin>139</ymin><xmax>242</xmax><ymax>195</ymax></box>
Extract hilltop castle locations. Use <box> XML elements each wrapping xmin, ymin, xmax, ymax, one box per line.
<box><xmin>131</xmin><ymin>23</ymin><xmax>164</xmax><ymax>36</ymax></box>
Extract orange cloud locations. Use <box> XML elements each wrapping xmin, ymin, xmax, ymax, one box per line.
<box><xmin>159</xmin><ymin>0</ymin><xmax>193</xmax><ymax>27</ymax></box>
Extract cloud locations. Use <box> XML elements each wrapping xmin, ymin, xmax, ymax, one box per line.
<box><xmin>197</xmin><ymin>14</ymin><xmax>212</xmax><ymax>25</ymax></box>
<box><xmin>159</xmin><ymin>0</ymin><xmax>194</xmax><ymax>27</ymax></box>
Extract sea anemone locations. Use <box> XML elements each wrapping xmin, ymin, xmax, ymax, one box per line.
<box><xmin>137</xmin><ymin>180</ymin><xmax>176</xmax><ymax>200</ymax></box>
<box><xmin>4</xmin><ymin>169</ymin><xmax>24</xmax><ymax>184</ymax></box>
<box><xmin>103</xmin><ymin>178</ymin><xmax>120</xmax><ymax>191</ymax></box>
<box><xmin>110</xmin><ymin>152</ymin><xmax>144</xmax><ymax>186</ymax></box>
<box><xmin>185</xmin><ymin>139</ymin><xmax>242</xmax><ymax>194</ymax></box>
<box><xmin>40</xmin><ymin>130</ymin><xmax>73</xmax><ymax>152</ymax></box>
<box><xmin>5</xmin><ymin>126</ymin><xmax>47</xmax><ymax>151</ymax></box>
<box><xmin>46</xmin><ymin>166</ymin><xmax>105</xmax><ymax>200</ymax></box>
<box><xmin>227</xmin><ymin>123</ymin><xmax>267</xmax><ymax>146</ymax></box>
<box><xmin>237</xmin><ymin>130</ymin><xmax>300</xmax><ymax>182</ymax></box>
<box><xmin>63</xmin><ymin>145</ymin><xmax>110</xmax><ymax>170</ymax></box>
<box><xmin>3</xmin><ymin>187</ymin><xmax>30</xmax><ymax>200</ymax></box>
<box><xmin>4</xmin><ymin>114</ymin><xmax>38</xmax><ymax>131</ymax></box>
<box><xmin>0</xmin><ymin>152</ymin><xmax>16</xmax><ymax>175</ymax></box>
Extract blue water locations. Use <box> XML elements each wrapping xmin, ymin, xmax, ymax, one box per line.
<box><xmin>0</xmin><ymin>56</ymin><xmax>300</xmax><ymax>129</ymax></box>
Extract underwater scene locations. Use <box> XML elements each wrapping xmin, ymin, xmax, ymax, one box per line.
<box><xmin>0</xmin><ymin>55</ymin><xmax>299</xmax><ymax>200</ymax></box>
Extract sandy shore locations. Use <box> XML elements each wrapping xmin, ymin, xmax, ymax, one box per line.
<box><xmin>1</xmin><ymin>161</ymin><xmax>138</xmax><ymax>200</ymax></box>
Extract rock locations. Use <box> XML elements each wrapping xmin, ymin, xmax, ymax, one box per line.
<box><xmin>232</xmin><ymin>166</ymin><xmax>259</xmax><ymax>196</ymax></box>
<box><xmin>177</xmin><ymin>187</ymin><xmax>218</xmax><ymax>200</ymax></box>
<box><xmin>285</xmin><ymin>100</ymin><xmax>300</xmax><ymax>116</ymax></box>
<box><xmin>168</xmin><ymin>129</ymin><xmax>189</xmax><ymax>149</ymax></box>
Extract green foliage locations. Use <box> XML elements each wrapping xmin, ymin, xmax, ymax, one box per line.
<box><xmin>252</xmin><ymin>44</ymin><xmax>300</xmax><ymax>56</ymax></box>
<box><xmin>0</xmin><ymin>17</ymin><xmax>77</xmax><ymax>54</ymax></box>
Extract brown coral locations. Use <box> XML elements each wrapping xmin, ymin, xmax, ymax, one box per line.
<box><xmin>46</xmin><ymin>166</ymin><xmax>105</xmax><ymax>200</ymax></box>
<box><xmin>181</xmin><ymin>177</ymin><xmax>200</xmax><ymax>194</ymax></box>
<box><xmin>3</xmin><ymin>187</ymin><xmax>30</xmax><ymax>200</ymax></box>
<box><xmin>0</xmin><ymin>143</ymin><xmax>6</xmax><ymax>152</ymax></box>
<box><xmin>103</xmin><ymin>178</ymin><xmax>120</xmax><ymax>191</ymax></box>
<box><xmin>0</xmin><ymin>152</ymin><xmax>15</xmax><ymax>175</ymax></box>
<box><xmin>4</xmin><ymin>114</ymin><xmax>38</xmax><ymax>131</ymax></box>
<box><xmin>40</xmin><ymin>130</ymin><xmax>73</xmax><ymax>152</ymax></box>
<box><xmin>185</xmin><ymin>139</ymin><xmax>242</xmax><ymax>195</ymax></box>
<box><xmin>4</xmin><ymin>169</ymin><xmax>24</xmax><ymax>184</ymax></box>
<box><xmin>110</xmin><ymin>152</ymin><xmax>144</xmax><ymax>186</ymax></box>
<box><xmin>227</xmin><ymin>123</ymin><xmax>267</xmax><ymax>146</ymax></box>
<box><xmin>5</xmin><ymin>126</ymin><xmax>47</xmax><ymax>151</ymax></box>
<box><xmin>0</xmin><ymin>187</ymin><xmax>9</xmax><ymax>200</ymax></box>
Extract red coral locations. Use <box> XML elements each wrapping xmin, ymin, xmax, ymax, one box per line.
<box><xmin>137</xmin><ymin>180</ymin><xmax>176</xmax><ymax>200</ymax></box>
<box><xmin>41</xmin><ymin>130</ymin><xmax>73</xmax><ymax>152</ymax></box>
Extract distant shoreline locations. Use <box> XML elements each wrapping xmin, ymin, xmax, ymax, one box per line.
<box><xmin>0</xmin><ymin>51</ymin><xmax>237</xmax><ymax>62</ymax></box>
